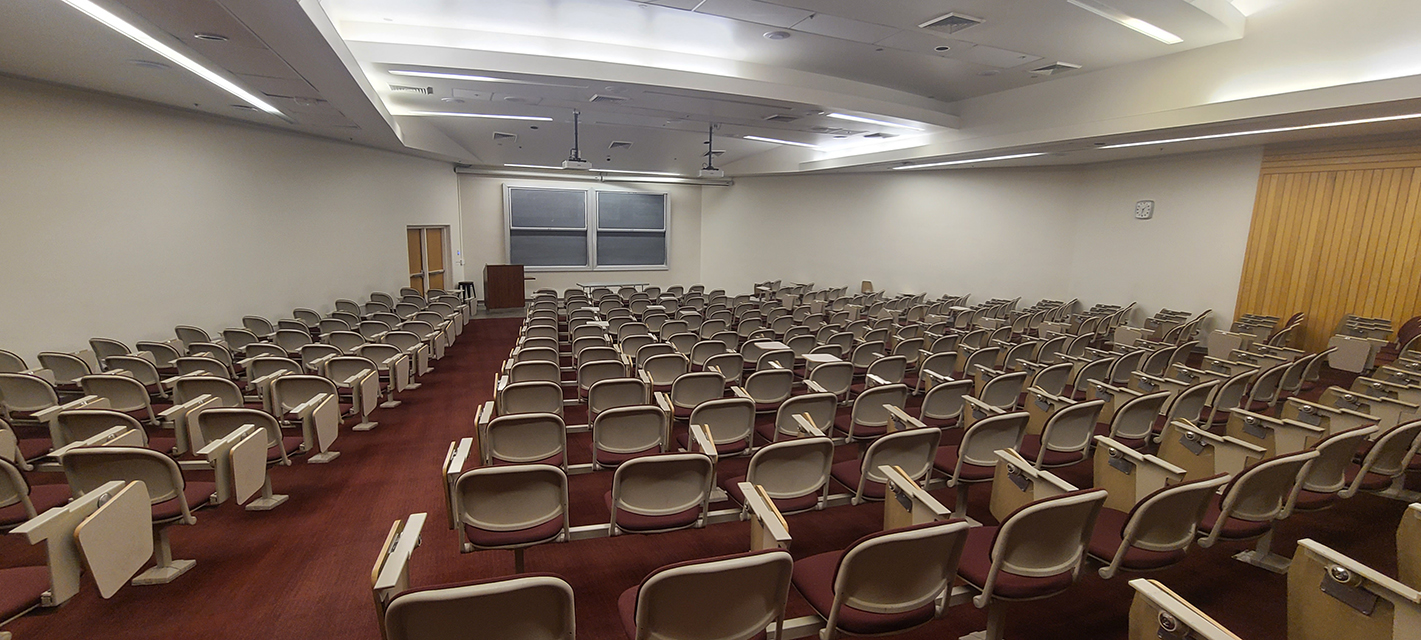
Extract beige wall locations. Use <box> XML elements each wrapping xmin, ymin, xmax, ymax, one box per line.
<box><xmin>701</xmin><ymin>147</ymin><xmax>1263</xmax><ymax>325</ymax></box>
<box><xmin>0</xmin><ymin>76</ymin><xmax>460</xmax><ymax>362</ymax></box>
<box><xmin>457</xmin><ymin>174</ymin><xmax>702</xmax><ymax>297</ymax></box>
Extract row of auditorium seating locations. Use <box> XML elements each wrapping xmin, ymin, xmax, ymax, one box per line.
<box><xmin>0</xmin><ymin>286</ymin><xmax>471</xmax><ymax>634</ymax></box>
<box><xmin>408</xmin><ymin>282</ymin><xmax>1421</xmax><ymax>640</ymax></box>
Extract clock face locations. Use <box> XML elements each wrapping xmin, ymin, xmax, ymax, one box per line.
<box><xmin>1135</xmin><ymin>200</ymin><xmax>1154</xmax><ymax>219</ymax></box>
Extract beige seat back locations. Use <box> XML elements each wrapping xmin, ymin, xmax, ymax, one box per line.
<box><xmin>135</xmin><ymin>342</ymin><xmax>181</xmax><ymax>370</ymax></box>
<box><xmin>55</xmin><ymin>409</ymin><xmax>146</xmax><ymax>448</ymax></box>
<box><xmin>250</xmin><ymin>357</ymin><xmax>303</xmax><ymax>381</ymax></box>
<box><xmin>1342</xmin><ymin>419</ymin><xmax>1421</xmax><ymax>497</ymax></box>
<box><xmin>80</xmin><ymin>374</ymin><xmax>152</xmax><ymax>416</ymax></box>
<box><xmin>39</xmin><ymin>352</ymin><xmax>91</xmax><ymax>385</ymax></box>
<box><xmin>772</xmin><ymin>393</ymin><xmax>838</xmax><ymax>441</ymax></box>
<box><xmin>957</xmin><ymin>412</ymin><xmax>1030</xmax><ymax>470</ymax></box>
<box><xmin>1095</xmin><ymin>474</ymin><xmax>1228</xmax><ymax>579</ymax></box>
<box><xmin>633</xmin><ymin>550</ymin><xmax>794</xmax><ymax>640</ymax></box>
<box><xmin>636</xmin><ymin>344</ymin><xmax>676</xmax><ymax>370</ymax></box>
<box><xmin>0</xmin><ymin>456</ymin><xmax>36</xmax><ymax>519</ymax></box>
<box><xmin>61</xmin><ymin>447</ymin><xmax>189</xmax><ymax>517</ymax></box>
<box><xmin>593</xmin><ymin>405</ymin><xmax>666</xmax><ymax>460</ymax></box>
<box><xmin>611</xmin><ymin>453</ymin><xmax>714</xmax><ymax>528</ymax></box>
<box><xmin>0</xmin><ymin>349</ymin><xmax>28</xmax><ymax>373</ymax></box>
<box><xmin>1108</xmin><ymin>391</ymin><xmax>1171</xmax><ymax>443</ymax></box>
<box><xmin>852</xmin><ymin>428</ymin><xmax>942</xmax><ymax>501</ymax></box>
<box><xmin>0</xmin><ymin>373</ymin><xmax>59</xmax><ymax>418</ymax></box>
<box><xmin>271</xmin><ymin>375</ymin><xmax>339</xmax><ymax>417</ymax></box>
<box><xmin>1165</xmin><ymin>380</ymin><xmax>1218</xmax><ymax>427</ymax></box>
<box><xmin>89</xmin><ymin>338</ymin><xmax>131</xmax><ymax>365</ymax></box>
<box><xmin>514</xmin><ymin>346</ymin><xmax>560</xmax><ymax>366</ymax></box>
<box><xmin>831</xmin><ymin>520</ymin><xmax>970</xmax><ymax>626</ymax></box>
<box><xmin>1298</xmin><ymin>425</ymin><xmax>1378</xmax><ymax>495</ymax></box>
<box><xmin>499</xmin><ymin>381</ymin><xmax>565</xmax><ymax>416</ymax></box>
<box><xmin>578</xmin><ymin>361</ymin><xmax>627</xmax><ymax>396</ymax></box>
<box><xmin>1035</xmin><ymin>400</ymin><xmax>1106</xmax><ymax>467</ymax></box>
<box><xmin>1072</xmin><ymin>357</ymin><xmax>1114</xmax><ymax>389</ymax></box>
<box><xmin>921</xmin><ymin>379</ymin><xmax>973</xmax><ymax>423</ymax></box>
<box><xmin>301</xmin><ymin>344</ymin><xmax>345</xmax><ymax>372</ymax></box>
<box><xmin>1108</xmin><ymin>350</ymin><xmax>1146</xmax><ymax>385</ymax></box>
<box><xmin>384</xmin><ymin>573</ymin><xmax>575</xmax><ymax>640</ymax></box>
<box><xmin>704</xmin><ymin>353</ymin><xmax>744</xmax><ymax>384</ymax></box>
<box><xmin>743</xmin><ymin>369</ymin><xmax>793</xmax><ymax>406</ymax></box>
<box><xmin>745</xmin><ymin>437</ymin><xmax>834</xmax><ymax>507</ymax></box>
<box><xmin>1206</xmin><ymin>370</ymin><xmax>1258</xmax><ymax>423</ymax></box>
<box><xmin>1200</xmin><ymin>450</ymin><xmax>1319</xmax><ymax>547</ymax></box>
<box><xmin>643</xmin><ymin>354</ymin><xmax>688</xmax><ymax>387</ymax></box>
<box><xmin>848</xmin><ymin>384</ymin><xmax>910</xmax><ymax>436</ymax></box>
<box><xmin>485</xmin><ymin>414</ymin><xmax>567</xmax><ymax>467</ymax></box>
<box><xmin>669</xmin><ymin>372</ymin><xmax>725</xmax><ymax>411</ymax></box>
<box><xmin>196</xmin><ymin>407</ymin><xmax>286</xmax><ymax>460</ymax></box>
<box><xmin>588</xmin><ymin>378</ymin><xmax>649</xmax><ymax>416</ymax></box>
<box><xmin>808</xmin><ymin>361</ymin><xmax>854</xmax><ymax>398</ymax></box>
<box><xmin>176</xmin><ymin>356</ymin><xmax>232</xmax><ymax>379</ymax></box>
<box><xmin>756</xmin><ymin>349</ymin><xmax>794</xmax><ymax>372</ymax></box>
<box><xmin>865</xmin><ymin>356</ymin><xmax>907</xmax><ymax>386</ymax></box>
<box><xmin>979</xmin><ymin>371</ymin><xmax>1028</xmax><ymax>409</ymax></box>
<box><xmin>327</xmin><ymin>331</ymin><xmax>368</xmax><ymax>354</ymax></box>
<box><xmin>975</xmin><ymin>489</ymin><xmax>1108</xmax><ymax>604</ymax></box>
<box><xmin>174</xmin><ymin>376</ymin><xmax>244</xmax><ymax>407</ymax></box>
<box><xmin>689</xmin><ymin>397</ymin><xmax>755</xmax><ymax>447</ymax></box>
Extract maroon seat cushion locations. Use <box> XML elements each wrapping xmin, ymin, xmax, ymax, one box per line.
<box><xmin>1291</xmin><ymin>488</ymin><xmax>1340</xmax><ymax>511</ymax></box>
<box><xmin>1244</xmin><ymin>399</ymin><xmax>1272</xmax><ymax>413</ymax></box>
<box><xmin>17</xmin><ymin>437</ymin><xmax>52</xmax><ymax>461</ymax></box>
<box><xmin>147</xmin><ymin>435</ymin><xmax>178</xmax><ymax>455</ymax></box>
<box><xmin>494</xmin><ymin>452</ymin><xmax>566</xmax><ymax>467</ymax></box>
<box><xmin>830</xmin><ymin>459</ymin><xmax>886</xmax><ymax>500</ymax></box>
<box><xmin>957</xmin><ymin>526</ymin><xmax>1076</xmax><ymax>600</ymax></box>
<box><xmin>920</xmin><ymin>416</ymin><xmax>958</xmax><ymax>430</ymax></box>
<box><xmin>933</xmin><ymin>446</ymin><xmax>994</xmax><ymax>480</ymax></box>
<box><xmin>834</xmin><ymin>413</ymin><xmax>887</xmax><ymax>439</ymax></box>
<box><xmin>594</xmin><ymin>445</ymin><xmax>660</xmax><ymax>468</ymax></box>
<box><xmin>267</xmin><ymin>435</ymin><xmax>306</xmax><ymax>462</ymax></box>
<box><xmin>1086</xmin><ymin>507</ymin><xmax>1187</xmax><ymax>571</ymax></box>
<box><xmin>1018</xmin><ymin>435</ymin><xmax>1086</xmax><ymax>468</ymax></box>
<box><xmin>463</xmin><ymin>515</ymin><xmax>564</xmax><ymax>548</ymax></box>
<box><xmin>674</xmin><ymin>431</ymin><xmax>749</xmax><ymax>456</ymax></box>
<box><xmin>754</xmin><ymin>420</ymin><xmax>789</xmax><ymax>444</ymax></box>
<box><xmin>721</xmin><ymin>475</ymin><xmax>820</xmax><ymax>513</ymax></box>
<box><xmin>1197</xmin><ymin>494</ymin><xmax>1274</xmax><ymax>540</ymax></box>
<box><xmin>754</xmin><ymin>401</ymin><xmax>782</xmax><ymax>413</ymax></box>
<box><xmin>603</xmin><ymin>492</ymin><xmax>702</xmax><ymax>532</ymax></box>
<box><xmin>0</xmin><ymin>483</ymin><xmax>72</xmax><ymax>526</ymax></box>
<box><xmin>1344</xmin><ymin>464</ymin><xmax>1393</xmax><ymax>491</ymax></box>
<box><xmin>672</xmin><ymin>405</ymin><xmax>694</xmax><ymax>420</ymax></box>
<box><xmin>0</xmin><ymin>566</ymin><xmax>50</xmax><ymax>621</ymax></box>
<box><xmin>152</xmin><ymin>481</ymin><xmax>217</xmax><ymax>522</ymax></box>
<box><xmin>791</xmin><ymin>550</ymin><xmax>936</xmax><ymax>635</ymax></box>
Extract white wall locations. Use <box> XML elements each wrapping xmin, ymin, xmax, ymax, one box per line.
<box><xmin>457</xmin><ymin>174</ymin><xmax>702</xmax><ymax>297</ymax></box>
<box><xmin>701</xmin><ymin>147</ymin><xmax>1263</xmax><ymax>323</ymax></box>
<box><xmin>0</xmin><ymin>76</ymin><xmax>460</xmax><ymax>363</ymax></box>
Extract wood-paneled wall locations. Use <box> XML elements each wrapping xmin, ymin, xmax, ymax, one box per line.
<box><xmin>1236</xmin><ymin>136</ymin><xmax>1421</xmax><ymax>352</ymax></box>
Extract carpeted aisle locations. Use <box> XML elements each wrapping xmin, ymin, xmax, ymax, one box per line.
<box><xmin>2</xmin><ymin>316</ymin><xmax>1413</xmax><ymax>640</ymax></box>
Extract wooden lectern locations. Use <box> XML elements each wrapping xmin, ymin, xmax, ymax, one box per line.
<box><xmin>484</xmin><ymin>264</ymin><xmax>526</xmax><ymax>310</ymax></box>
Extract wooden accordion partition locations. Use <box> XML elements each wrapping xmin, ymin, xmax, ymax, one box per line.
<box><xmin>1235</xmin><ymin>135</ymin><xmax>1421</xmax><ymax>352</ymax></box>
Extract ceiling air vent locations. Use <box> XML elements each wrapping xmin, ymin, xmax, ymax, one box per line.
<box><xmin>589</xmin><ymin>94</ymin><xmax>630</xmax><ymax>104</ymax></box>
<box><xmin>493</xmin><ymin>132</ymin><xmax>518</xmax><ymax>142</ymax></box>
<box><xmin>389</xmin><ymin>84</ymin><xmax>433</xmax><ymax>94</ymax></box>
<box><xmin>918</xmin><ymin>12</ymin><xmax>984</xmax><ymax>35</ymax></box>
<box><xmin>1030</xmin><ymin>62</ymin><xmax>1082</xmax><ymax>75</ymax></box>
<box><xmin>763</xmin><ymin>114</ymin><xmax>800</xmax><ymax>123</ymax></box>
<box><xmin>609</xmin><ymin>141</ymin><xmax>633</xmax><ymax>150</ymax></box>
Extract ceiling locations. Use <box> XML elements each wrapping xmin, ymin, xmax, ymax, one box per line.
<box><xmin>3</xmin><ymin>0</ymin><xmax>1421</xmax><ymax>177</ymax></box>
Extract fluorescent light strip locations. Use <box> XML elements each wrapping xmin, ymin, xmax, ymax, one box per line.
<box><xmin>505</xmin><ymin>163</ymin><xmax>565</xmax><ymax>170</ymax></box>
<box><xmin>59</xmin><ymin>0</ymin><xmax>287</xmax><ymax>118</ymax></box>
<box><xmin>1067</xmin><ymin>0</ymin><xmax>1182</xmax><ymax>44</ymax></box>
<box><xmin>892</xmin><ymin>152</ymin><xmax>1047</xmax><ymax>170</ymax></box>
<box><xmin>597</xmin><ymin>169</ymin><xmax>683</xmax><ymax>177</ymax></box>
<box><xmin>1098</xmin><ymin>112</ymin><xmax>1421</xmax><ymax>149</ymax></box>
<box><xmin>743</xmin><ymin>135</ymin><xmax>820</xmax><ymax>149</ymax></box>
<box><xmin>389</xmin><ymin>70</ymin><xmax>588</xmax><ymax>89</ymax></box>
<box><xmin>826</xmin><ymin>113</ymin><xmax>924</xmax><ymax>131</ymax></box>
<box><xmin>405</xmin><ymin>111</ymin><xmax>553</xmax><ymax>121</ymax></box>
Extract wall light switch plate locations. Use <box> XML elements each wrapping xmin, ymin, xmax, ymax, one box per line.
<box><xmin>1135</xmin><ymin>200</ymin><xmax>1154</xmax><ymax>220</ymax></box>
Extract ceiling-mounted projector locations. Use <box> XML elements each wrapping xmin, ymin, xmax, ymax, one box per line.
<box><xmin>562</xmin><ymin>159</ymin><xmax>592</xmax><ymax>170</ymax></box>
<box><xmin>698</xmin><ymin>167</ymin><xmax>724</xmax><ymax>178</ymax></box>
<box><xmin>563</xmin><ymin>110</ymin><xmax>591</xmax><ymax>171</ymax></box>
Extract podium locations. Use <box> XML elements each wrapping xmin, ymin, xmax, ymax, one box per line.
<box><xmin>484</xmin><ymin>265</ymin><xmax>526</xmax><ymax>310</ymax></box>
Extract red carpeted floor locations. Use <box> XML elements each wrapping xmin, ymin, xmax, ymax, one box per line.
<box><xmin>2</xmin><ymin>317</ymin><xmax>1414</xmax><ymax>640</ymax></box>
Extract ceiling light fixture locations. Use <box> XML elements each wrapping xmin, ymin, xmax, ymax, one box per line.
<box><xmin>192</xmin><ymin>32</ymin><xmax>229</xmax><ymax>41</ymax></box>
<box><xmin>389</xmin><ymin>70</ymin><xmax>588</xmax><ymax>89</ymax></box>
<box><xmin>597</xmin><ymin>169</ymin><xmax>683</xmax><ymax>177</ymax></box>
<box><xmin>58</xmin><ymin>0</ymin><xmax>287</xmax><ymax>119</ymax></box>
<box><xmin>1097</xmin><ymin>112</ymin><xmax>1421</xmax><ymax>149</ymax></box>
<box><xmin>744</xmin><ymin>135</ymin><xmax>820</xmax><ymax>149</ymax></box>
<box><xmin>892</xmin><ymin>152</ymin><xmax>1046</xmax><ymax>170</ymax></box>
<box><xmin>1066</xmin><ymin>0</ymin><xmax>1182</xmax><ymax>44</ymax></box>
<box><xmin>505</xmin><ymin>163</ymin><xmax>565</xmax><ymax>170</ymax></box>
<box><xmin>763</xmin><ymin>31</ymin><xmax>791</xmax><ymax>40</ymax></box>
<box><xmin>404</xmin><ymin>111</ymin><xmax>553</xmax><ymax>121</ymax></box>
<box><xmin>826</xmin><ymin>113</ymin><xmax>924</xmax><ymax>131</ymax></box>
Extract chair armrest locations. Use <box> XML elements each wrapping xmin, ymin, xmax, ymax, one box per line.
<box><xmin>731</xmin><ymin>386</ymin><xmax>752</xmax><ymax>399</ymax></box>
<box><xmin>805</xmin><ymin>380</ymin><xmax>829</xmax><ymax>394</ymax></box>
<box><xmin>884</xmin><ymin>405</ymin><xmax>927</xmax><ymax>431</ymax></box>
<box><xmin>791</xmin><ymin>413</ymin><xmax>826</xmax><ymax>437</ymax></box>
<box><xmin>963</xmin><ymin>396</ymin><xmax>1004</xmax><ymax>415</ymax></box>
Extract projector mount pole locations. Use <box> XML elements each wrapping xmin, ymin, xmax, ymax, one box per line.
<box><xmin>569</xmin><ymin>110</ymin><xmax>585</xmax><ymax>164</ymax></box>
<box><xmin>703</xmin><ymin>122</ymin><xmax>717</xmax><ymax>172</ymax></box>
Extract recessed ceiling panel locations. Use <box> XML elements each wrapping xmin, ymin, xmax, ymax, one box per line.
<box><xmin>238</xmin><ymin>74</ymin><xmax>318</xmax><ymax>97</ymax></box>
<box><xmin>957</xmin><ymin>44</ymin><xmax>1040</xmax><ymax>68</ymax></box>
<box><xmin>790</xmin><ymin>13</ymin><xmax>900</xmax><ymax>44</ymax></box>
<box><xmin>693</xmin><ymin>0</ymin><xmax>814</xmax><ymax>28</ymax></box>
<box><xmin>116</xmin><ymin>0</ymin><xmax>269</xmax><ymax>49</ymax></box>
